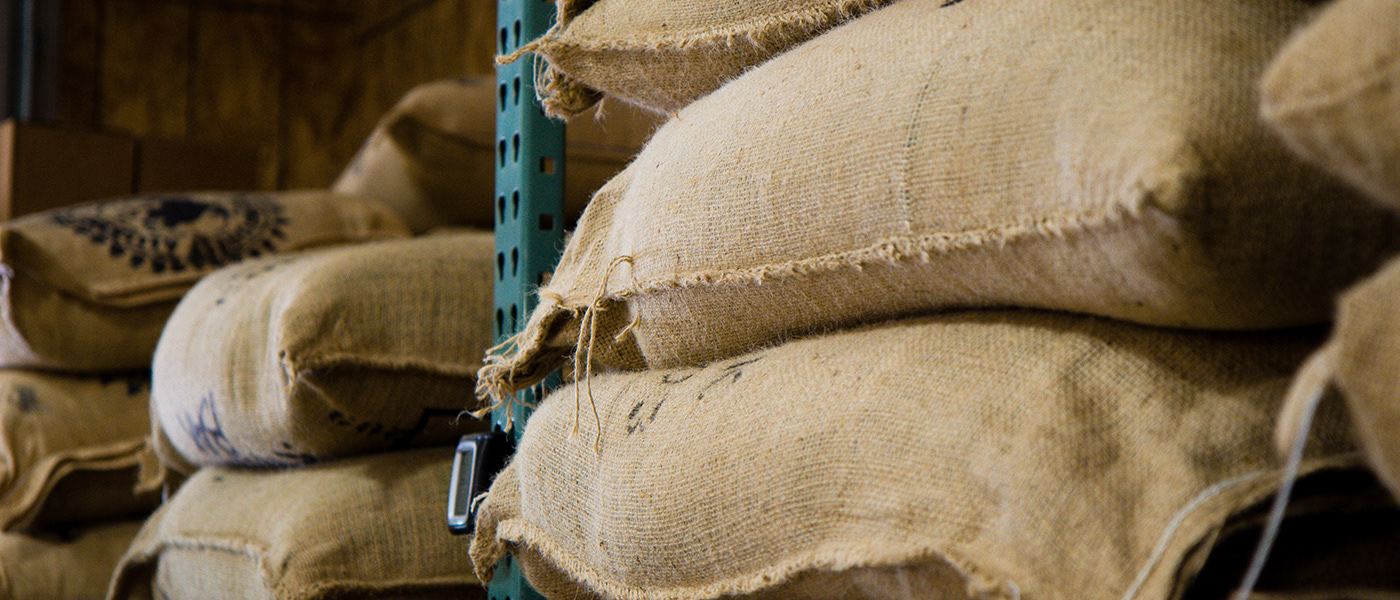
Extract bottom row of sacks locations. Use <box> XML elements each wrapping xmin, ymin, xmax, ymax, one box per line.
<box><xmin>9</xmin><ymin>308</ymin><xmax>1400</xmax><ymax>599</ymax></box>
<box><xmin>471</xmin><ymin>310</ymin><xmax>1400</xmax><ymax>600</ymax></box>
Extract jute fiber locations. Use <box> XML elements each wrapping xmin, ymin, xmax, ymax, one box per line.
<box><xmin>333</xmin><ymin>77</ymin><xmax>661</xmax><ymax>232</ymax></box>
<box><xmin>1260</xmin><ymin>0</ymin><xmax>1400</xmax><ymax>209</ymax></box>
<box><xmin>107</xmin><ymin>448</ymin><xmax>485</xmax><ymax>600</ymax></box>
<box><xmin>0</xmin><ymin>371</ymin><xmax>156</xmax><ymax>531</ymax></box>
<box><xmin>151</xmin><ymin>231</ymin><xmax>494</xmax><ymax>472</ymax></box>
<box><xmin>505</xmin><ymin>0</ymin><xmax>897</xmax><ymax>116</ymax></box>
<box><xmin>0</xmin><ymin>191</ymin><xmax>410</xmax><ymax>372</ymax></box>
<box><xmin>472</xmin><ymin>311</ymin><xmax>1359</xmax><ymax>600</ymax></box>
<box><xmin>0</xmin><ymin>520</ymin><xmax>143</xmax><ymax>600</ymax></box>
<box><xmin>477</xmin><ymin>0</ymin><xmax>1400</xmax><ymax>405</ymax></box>
<box><xmin>1286</xmin><ymin>257</ymin><xmax>1400</xmax><ymax>501</ymax></box>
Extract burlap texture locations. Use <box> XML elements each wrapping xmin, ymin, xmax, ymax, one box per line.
<box><xmin>1298</xmin><ymin>257</ymin><xmax>1400</xmax><ymax>500</ymax></box>
<box><xmin>0</xmin><ymin>520</ymin><xmax>143</xmax><ymax>600</ymax></box>
<box><xmin>333</xmin><ymin>78</ymin><xmax>661</xmax><ymax>232</ymax></box>
<box><xmin>513</xmin><ymin>0</ymin><xmax>896</xmax><ymax>116</ymax></box>
<box><xmin>107</xmin><ymin>448</ymin><xmax>485</xmax><ymax>600</ymax></box>
<box><xmin>0</xmin><ymin>370</ymin><xmax>156</xmax><ymax>531</ymax></box>
<box><xmin>0</xmin><ymin>191</ymin><xmax>410</xmax><ymax>372</ymax></box>
<box><xmin>151</xmin><ymin>231</ymin><xmax>495</xmax><ymax>472</ymax></box>
<box><xmin>478</xmin><ymin>0</ymin><xmax>1400</xmax><ymax>404</ymax></box>
<box><xmin>1260</xmin><ymin>0</ymin><xmax>1400</xmax><ymax>209</ymax></box>
<box><xmin>473</xmin><ymin>311</ymin><xmax>1359</xmax><ymax>600</ymax></box>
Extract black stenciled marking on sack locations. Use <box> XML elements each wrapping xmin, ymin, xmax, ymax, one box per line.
<box><xmin>179</xmin><ymin>394</ymin><xmax>316</xmax><ymax>466</ymax></box>
<box><xmin>213</xmin><ymin>257</ymin><xmax>297</xmax><ymax>305</ymax></box>
<box><xmin>327</xmin><ymin>407</ymin><xmax>463</xmax><ymax>448</ymax></box>
<box><xmin>628</xmin><ymin>356</ymin><xmax>765</xmax><ymax>435</ymax></box>
<box><xmin>51</xmin><ymin>194</ymin><xmax>289</xmax><ymax>274</ymax></box>
<box><xmin>13</xmin><ymin>385</ymin><xmax>40</xmax><ymax>412</ymax></box>
<box><xmin>180</xmin><ymin>394</ymin><xmax>240</xmax><ymax>459</ymax></box>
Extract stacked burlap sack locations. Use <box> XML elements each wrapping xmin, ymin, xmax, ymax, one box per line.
<box><xmin>0</xmin><ymin>188</ymin><xmax>410</xmax><ymax>598</ymax></box>
<box><xmin>471</xmin><ymin>0</ymin><xmax>1400</xmax><ymax>599</ymax></box>
<box><xmin>98</xmin><ymin>81</ymin><xmax>660</xmax><ymax>599</ymax></box>
<box><xmin>1260</xmin><ymin>0</ymin><xmax>1400</xmax><ymax>504</ymax></box>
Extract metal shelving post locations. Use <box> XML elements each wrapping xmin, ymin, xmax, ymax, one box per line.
<box><xmin>488</xmin><ymin>0</ymin><xmax>564</xmax><ymax>598</ymax></box>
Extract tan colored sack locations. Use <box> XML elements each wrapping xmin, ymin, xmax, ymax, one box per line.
<box><xmin>478</xmin><ymin>0</ymin><xmax>1400</xmax><ymax>403</ymax></box>
<box><xmin>472</xmin><ymin>311</ymin><xmax>1360</xmax><ymax>600</ymax></box>
<box><xmin>1260</xmin><ymin>0</ymin><xmax>1400</xmax><ymax>208</ymax></box>
<box><xmin>0</xmin><ymin>191</ymin><xmax>409</xmax><ymax>372</ymax></box>
<box><xmin>108</xmin><ymin>448</ymin><xmax>485</xmax><ymax>600</ymax></box>
<box><xmin>333</xmin><ymin>78</ymin><xmax>661</xmax><ymax>232</ymax></box>
<box><xmin>1288</xmin><ymin>257</ymin><xmax>1400</xmax><ymax>501</ymax></box>
<box><xmin>0</xmin><ymin>371</ymin><xmax>157</xmax><ymax>531</ymax></box>
<box><xmin>151</xmin><ymin>231</ymin><xmax>494</xmax><ymax>472</ymax></box>
<box><xmin>508</xmin><ymin>0</ymin><xmax>897</xmax><ymax>117</ymax></box>
<box><xmin>0</xmin><ymin>520</ymin><xmax>143</xmax><ymax>600</ymax></box>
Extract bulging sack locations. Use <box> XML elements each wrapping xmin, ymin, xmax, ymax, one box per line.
<box><xmin>333</xmin><ymin>78</ymin><xmax>661</xmax><ymax>232</ymax></box>
<box><xmin>152</xmin><ymin>231</ymin><xmax>495</xmax><ymax>472</ymax></box>
<box><xmin>0</xmin><ymin>371</ymin><xmax>156</xmax><ymax>532</ymax></box>
<box><xmin>1260</xmin><ymin>0</ymin><xmax>1400</xmax><ymax>209</ymax></box>
<box><xmin>0</xmin><ymin>191</ymin><xmax>410</xmax><ymax>372</ymax></box>
<box><xmin>479</xmin><ymin>0</ymin><xmax>1400</xmax><ymax>404</ymax></box>
<box><xmin>472</xmin><ymin>311</ymin><xmax>1360</xmax><ymax>600</ymax></box>
<box><xmin>107</xmin><ymin>448</ymin><xmax>485</xmax><ymax>600</ymax></box>
<box><xmin>508</xmin><ymin>0</ymin><xmax>897</xmax><ymax>116</ymax></box>
<box><xmin>0</xmin><ymin>520</ymin><xmax>143</xmax><ymax>600</ymax></box>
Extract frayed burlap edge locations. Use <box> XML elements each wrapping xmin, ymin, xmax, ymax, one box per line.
<box><xmin>474</xmin><ymin>204</ymin><xmax>1147</xmax><ymax>410</ymax></box>
<box><xmin>470</xmin><ymin>457</ymin><xmax>1364</xmax><ymax>600</ymax></box>
<box><xmin>501</xmin><ymin>0</ymin><xmax>896</xmax><ymax>117</ymax></box>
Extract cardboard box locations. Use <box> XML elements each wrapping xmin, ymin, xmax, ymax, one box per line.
<box><xmin>136</xmin><ymin>137</ymin><xmax>260</xmax><ymax>194</ymax></box>
<box><xmin>0</xmin><ymin>119</ymin><xmax>265</xmax><ymax>222</ymax></box>
<box><xmin>0</xmin><ymin>120</ymin><xmax>135</xmax><ymax>221</ymax></box>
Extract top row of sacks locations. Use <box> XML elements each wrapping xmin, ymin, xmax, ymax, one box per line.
<box><xmin>480</xmin><ymin>0</ymin><xmax>1400</xmax><ymax>402</ymax></box>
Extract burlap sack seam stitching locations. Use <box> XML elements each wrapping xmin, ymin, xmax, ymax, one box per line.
<box><xmin>475</xmin><ymin>204</ymin><xmax>1148</xmax><ymax>405</ymax></box>
<box><xmin>137</xmin><ymin>537</ymin><xmax>278</xmax><ymax>591</ymax></box>
<box><xmin>490</xmin><ymin>517</ymin><xmax>1019</xmax><ymax>600</ymax></box>
<box><xmin>531</xmin><ymin>0</ymin><xmax>890</xmax><ymax>52</ymax></box>
<box><xmin>1262</xmin><ymin>46</ymin><xmax>1400</xmax><ymax>120</ymax></box>
<box><xmin>290</xmin><ymin>354</ymin><xmax>483</xmax><ymax>379</ymax></box>
<box><xmin>289</xmin><ymin>575</ymin><xmax>485</xmax><ymax>599</ymax></box>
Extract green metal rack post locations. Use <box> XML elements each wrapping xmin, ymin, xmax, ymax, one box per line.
<box><xmin>489</xmin><ymin>0</ymin><xmax>564</xmax><ymax>598</ymax></box>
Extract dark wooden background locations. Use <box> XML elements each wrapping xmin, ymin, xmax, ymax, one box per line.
<box><xmin>54</xmin><ymin>0</ymin><xmax>497</xmax><ymax>190</ymax></box>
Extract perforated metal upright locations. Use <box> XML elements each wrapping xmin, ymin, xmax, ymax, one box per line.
<box><xmin>489</xmin><ymin>0</ymin><xmax>564</xmax><ymax>598</ymax></box>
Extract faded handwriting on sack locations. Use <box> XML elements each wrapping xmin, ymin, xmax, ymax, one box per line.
<box><xmin>629</xmin><ymin>355</ymin><xmax>765</xmax><ymax>435</ymax></box>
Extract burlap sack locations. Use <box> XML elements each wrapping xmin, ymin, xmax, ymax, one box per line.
<box><xmin>477</xmin><ymin>0</ymin><xmax>1400</xmax><ymax>404</ymax></box>
<box><xmin>333</xmin><ymin>78</ymin><xmax>661</xmax><ymax>232</ymax></box>
<box><xmin>151</xmin><ymin>231</ymin><xmax>494</xmax><ymax>472</ymax></box>
<box><xmin>0</xmin><ymin>520</ymin><xmax>143</xmax><ymax>600</ymax></box>
<box><xmin>472</xmin><ymin>310</ymin><xmax>1362</xmax><ymax>600</ymax></box>
<box><xmin>1283</xmin><ymin>256</ymin><xmax>1400</xmax><ymax>501</ymax></box>
<box><xmin>0</xmin><ymin>370</ymin><xmax>157</xmax><ymax>531</ymax></box>
<box><xmin>0</xmin><ymin>191</ymin><xmax>409</xmax><ymax>372</ymax></box>
<box><xmin>506</xmin><ymin>0</ymin><xmax>896</xmax><ymax>117</ymax></box>
<box><xmin>107</xmin><ymin>447</ymin><xmax>485</xmax><ymax>600</ymax></box>
<box><xmin>1260</xmin><ymin>0</ymin><xmax>1400</xmax><ymax>209</ymax></box>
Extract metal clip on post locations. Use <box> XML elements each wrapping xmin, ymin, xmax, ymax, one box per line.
<box><xmin>446</xmin><ymin>1</ymin><xmax>564</xmax><ymax>599</ymax></box>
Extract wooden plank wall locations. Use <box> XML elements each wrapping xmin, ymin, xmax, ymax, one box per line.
<box><xmin>56</xmin><ymin>0</ymin><xmax>497</xmax><ymax>190</ymax></box>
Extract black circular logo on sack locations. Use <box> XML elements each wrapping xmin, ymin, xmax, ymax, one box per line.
<box><xmin>52</xmin><ymin>194</ymin><xmax>289</xmax><ymax>274</ymax></box>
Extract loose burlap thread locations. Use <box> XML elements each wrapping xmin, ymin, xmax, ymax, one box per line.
<box><xmin>473</xmin><ymin>311</ymin><xmax>1358</xmax><ymax>600</ymax></box>
<box><xmin>477</xmin><ymin>0</ymin><xmax>1400</xmax><ymax>408</ymax></box>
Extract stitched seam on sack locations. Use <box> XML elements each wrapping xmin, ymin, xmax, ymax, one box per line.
<box><xmin>149</xmin><ymin>538</ymin><xmax>278</xmax><ymax>591</ymax></box>
<box><xmin>1263</xmin><ymin>50</ymin><xmax>1400</xmax><ymax>119</ymax></box>
<box><xmin>546</xmin><ymin>0</ymin><xmax>890</xmax><ymax>52</ymax></box>
<box><xmin>294</xmin><ymin>354</ymin><xmax>483</xmax><ymax>378</ymax></box>
<box><xmin>604</xmin><ymin>207</ymin><xmax>1143</xmax><ymax>299</ymax></box>
<box><xmin>495</xmin><ymin>518</ymin><xmax>1019</xmax><ymax>600</ymax></box>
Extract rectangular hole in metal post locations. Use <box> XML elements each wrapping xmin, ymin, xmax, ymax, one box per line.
<box><xmin>538</xmin><ymin>213</ymin><xmax>553</xmax><ymax>231</ymax></box>
<box><xmin>539</xmin><ymin>156</ymin><xmax>555</xmax><ymax>174</ymax></box>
